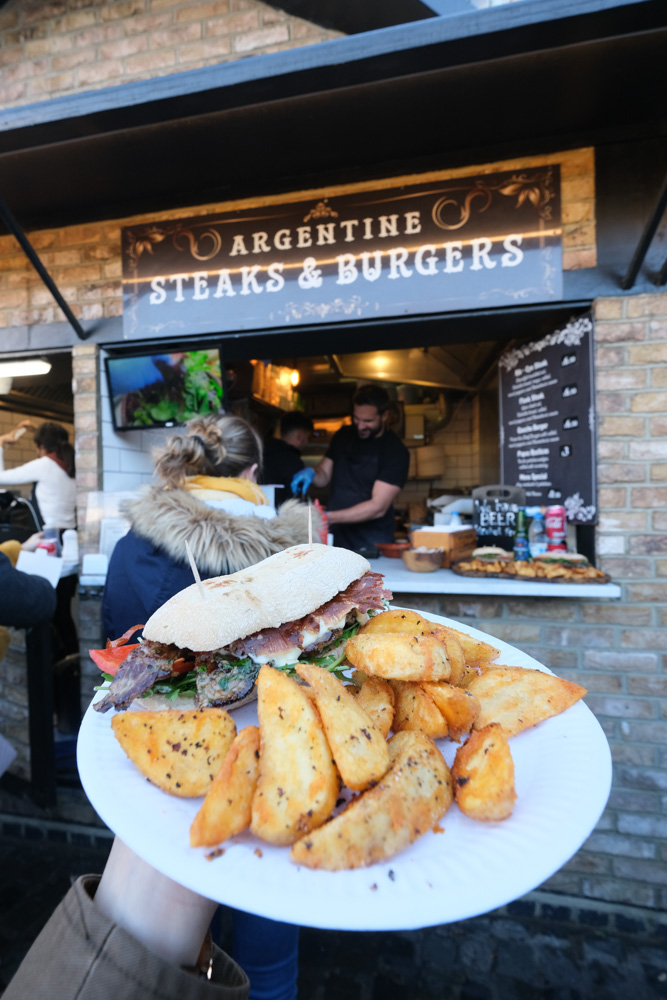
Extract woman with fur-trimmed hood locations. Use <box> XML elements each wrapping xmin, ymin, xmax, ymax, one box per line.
<box><xmin>102</xmin><ymin>413</ymin><xmax>319</xmax><ymax>643</ymax></box>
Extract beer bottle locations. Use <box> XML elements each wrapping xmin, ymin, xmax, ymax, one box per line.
<box><xmin>513</xmin><ymin>507</ymin><xmax>530</xmax><ymax>561</ymax></box>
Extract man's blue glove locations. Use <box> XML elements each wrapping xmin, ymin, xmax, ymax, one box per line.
<box><xmin>291</xmin><ymin>467</ymin><xmax>315</xmax><ymax>496</ymax></box>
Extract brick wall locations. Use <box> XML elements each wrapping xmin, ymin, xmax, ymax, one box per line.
<box><xmin>0</xmin><ymin>0</ymin><xmax>341</xmax><ymax>109</ymax></box>
<box><xmin>436</xmin><ymin>398</ymin><xmax>478</xmax><ymax>490</ymax></box>
<box><xmin>395</xmin><ymin>291</ymin><xmax>667</xmax><ymax>909</ymax></box>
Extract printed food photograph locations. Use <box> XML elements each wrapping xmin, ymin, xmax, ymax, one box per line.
<box><xmin>79</xmin><ymin>544</ymin><xmax>611</xmax><ymax>931</ymax></box>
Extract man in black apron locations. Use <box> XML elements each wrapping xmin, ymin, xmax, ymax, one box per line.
<box><xmin>303</xmin><ymin>385</ymin><xmax>410</xmax><ymax>553</ymax></box>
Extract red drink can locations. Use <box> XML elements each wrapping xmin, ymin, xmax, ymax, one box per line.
<box><xmin>545</xmin><ymin>505</ymin><xmax>567</xmax><ymax>550</ymax></box>
<box><xmin>37</xmin><ymin>539</ymin><xmax>57</xmax><ymax>555</ymax></box>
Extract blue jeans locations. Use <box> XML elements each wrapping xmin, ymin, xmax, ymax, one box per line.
<box><xmin>232</xmin><ymin>910</ymin><xmax>299</xmax><ymax>1000</ymax></box>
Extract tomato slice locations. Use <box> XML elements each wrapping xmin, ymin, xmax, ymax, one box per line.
<box><xmin>107</xmin><ymin>624</ymin><xmax>144</xmax><ymax>648</ymax></box>
<box><xmin>171</xmin><ymin>657</ymin><xmax>195</xmax><ymax>675</ymax></box>
<box><xmin>89</xmin><ymin>644</ymin><xmax>140</xmax><ymax>677</ymax></box>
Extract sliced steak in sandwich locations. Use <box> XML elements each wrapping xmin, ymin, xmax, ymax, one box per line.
<box><xmin>94</xmin><ymin>543</ymin><xmax>391</xmax><ymax>713</ymax></box>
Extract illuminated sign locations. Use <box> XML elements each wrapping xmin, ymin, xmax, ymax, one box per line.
<box><xmin>122</xmin><ymin>166</ymin><xmax>562</xmax><ymax>338</ymax></box>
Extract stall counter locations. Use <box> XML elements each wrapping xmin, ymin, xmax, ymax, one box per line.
<box><xmin>375</xmin><ymin>556</ymin><xmax>621</xmax><ymax>599</ymax></box>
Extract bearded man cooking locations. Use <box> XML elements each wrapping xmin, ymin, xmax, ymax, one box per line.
<box><xmin>292</xmin><ymin>385</ymin><xmax>410</xmax><ymax>553</ymax></box>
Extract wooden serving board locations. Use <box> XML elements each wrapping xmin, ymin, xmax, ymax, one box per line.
<box><xmin>451</xmin><ymin>565</ymin><xmax>611</xmax><ymax>585</ymax></box>
<box><xmin>450</xmin><ymin>566</ymin><xmax>511</xmax><ymax>579</ymax></box>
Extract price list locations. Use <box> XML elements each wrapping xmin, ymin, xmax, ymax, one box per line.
<box><xmin>498</xmin><ymin>314</ymin><xmax>597</xmax><ymax>524</ymax></box>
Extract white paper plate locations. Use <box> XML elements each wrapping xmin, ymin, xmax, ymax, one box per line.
<box><xmin>77</xmin><ymin>611</ymin><xmax>612</xmax><ymax>931</ymax></box>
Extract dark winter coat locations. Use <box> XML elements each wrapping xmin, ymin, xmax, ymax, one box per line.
<box><xmin>102</xmin><ymin>487</ymin><xmax>317</xmax><ymax>642</ymax></box>
<box><xmin>0</xmin><ymin>551</ymin><xmax>57</xmax><ymax>628</ymax></box>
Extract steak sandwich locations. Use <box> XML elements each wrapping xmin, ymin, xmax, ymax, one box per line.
<box><xmin>94</xmin><ymin>543</ymin><xmax>391</xmax><ymax>714</ymax></box>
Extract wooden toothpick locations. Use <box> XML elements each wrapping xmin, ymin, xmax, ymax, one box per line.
<box><xmin>185</xmin><ymin>540</ymin><xmax>207</xmax><ymax>600</ymax></box>
<box><xmin>308</xmin><ymin>501</ymin><xmax>313</xmax><ymax>547</ymax></box>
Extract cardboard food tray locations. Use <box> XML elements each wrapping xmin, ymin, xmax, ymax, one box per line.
<box><xmin>451</xmin><ymin>564</ymin><xmax>611</xmax><ymax>584</ymax></box>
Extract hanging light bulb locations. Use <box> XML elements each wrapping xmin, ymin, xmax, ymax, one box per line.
<box><xmin>290</xmin><ymin>370</ymin><xmax>300</xmax><ymax>387</ymax></box>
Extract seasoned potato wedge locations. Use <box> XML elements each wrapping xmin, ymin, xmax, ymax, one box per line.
<box><xmin>354</xmin><ymin>674</ymin><xmax>395</xmax><ymax>739</ymax></box>
<box><xmin>111</xmin><ymin>708</ymin><xmax>236</xmax><ymax>798</ymax></box>
<box><xmin>296</xmin><ymin>663</ymin><xmax>389</xmax><ymax>792</ymax></box>
<box><xmin>359</xmin><ymin>609</ymin><xmax>466</xmax><ymax>685</ymax></box>
<box><xmin>290</xmin><ymin>731</ymin><xmax>454</xmax><ymax>870</ymax></box>
<box><xmin>251</xmin><ymin>665</ymin><xmax>338</xmax><ymax>846</ymax></box>
<box><xmin>346</xmin><ymin>632</ymin><xmax>452</xmax><ymax>682</ymax></box>
<box><xmin>359</xmin><ymin>608</ymin><xmax>426</xmax><ymax>635</ymax></box>
<box><xmin>468</xmin><ymin>665</ymin><xmax>587</xmax><ymax>737</ymax></box>
<box><xmin>443</xmin><ymin>626</ymin><xmax>501</xmax><ymax>668</ymax></box>
<box><xmin>190</xmin><ymin>726</ymin><xmax>260</xmax><ymax>848</ymax></box>
<box><xmin>422</xmin><ymin>682</ymin><xmax>480</xmax><ymax>743</ymax></box>
<box><xmin>452</xmin><ymin>723</ymin><xmax>516</xmax><ymax>821</ymax></box>
<box><xmin>390</xmin><ymin>680</ymin><xmax>448</xmax><ymax>739</ymax></box>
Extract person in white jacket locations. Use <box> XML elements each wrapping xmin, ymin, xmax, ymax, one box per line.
<box><xmin>0</xmin><ymin>420</ymin><xmax>79</xmax><ymax>719</ymax></box>
<box><xmin>0</xmin><ymin>419</ymin><xmax>76</xmax><ymax>530</ymax></box>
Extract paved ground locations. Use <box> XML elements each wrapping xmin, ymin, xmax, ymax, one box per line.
<box><xmin>2</xmin><ymin>806</ymin><xmax>667</xmax><ymax>1000</ymax></box>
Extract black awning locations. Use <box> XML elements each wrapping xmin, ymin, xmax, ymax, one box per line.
<box><xmin>0</xmin><ymin>0</ymin><xmax>665</xmax><ymax>235</ymax></box>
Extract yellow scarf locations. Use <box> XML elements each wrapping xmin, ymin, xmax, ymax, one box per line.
<box><xmin>184</xmin><ymin>475</ymin><xmax>269</xmax><ymax>506</ymax></box>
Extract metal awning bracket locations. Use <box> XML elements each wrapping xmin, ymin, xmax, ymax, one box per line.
<box><xmin>0</xmin><ymin>196</ymin><xmax>92</xmax><ymax>341</ymax></box>
<box><xmin>621</xmin><ymin>173</ymin><xmax>667</xmax><ymax>291</ymax></box>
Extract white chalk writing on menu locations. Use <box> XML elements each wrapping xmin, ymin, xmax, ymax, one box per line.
<box><xmin>498</xmin><ymin>314</ymin><xmax>598</xmax><ymax>524</ymax></box>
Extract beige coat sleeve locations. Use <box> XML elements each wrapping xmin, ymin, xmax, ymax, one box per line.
<box><xmin>4</xmin><ymin>875</ymin><xmax>249</xmax><ymax>1000</ymax></box>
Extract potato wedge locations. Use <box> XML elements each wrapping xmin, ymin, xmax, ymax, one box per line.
<box><xmin>346</xmin><ymin>632</ymin><xmax>452</xmax><ymax>682</ymax></box>
<box><xmin>296</xmin><ymin>663</ymin><xmax>389</xmax><ymax>792</ymax></box>
<box><xmin>354</xmin><ymin>675</ymin><xmax>395</xmax><ymax>739</ymax></box>
<box><xmin>467</xmin><ymin>665</ymin><xmax>587</xmax><ymax>737</ymax></box>
<box><xmin>290</xmin><ymin>731</ymin><xmax>454</xmax><ymax>870</ymax></box>
<box><xmin>111</xmin><ymin>708</ymin><xmax>236</xmax><ymax>798</ymax></box>
<box><xmin>452</xmin><ymin>723</ymin><xmax>516</xmax><ymax>821</ymax></box>
<box><xmin>421</xmin><ymin>682</ymin><xmax>480</xmax><ymax>743</ymax></box>
<box><xmin>190</xmin><ymin>726</ymin><xmax>260</xmax><ymax>848</ymax></box>
<box><xmin>360</xmin><ymin>609</ymin><xmax>467</xmax><ymax>685</ymax></box>
<box><xmin>420</xmin><ymin>626</ymin><xmax>466</xmax><ymax>687</ymax></box>
<box><xmin>390</xmin><ymin>680</ymin><xmax>448</xmax><ymax>739</ymax></box>
<box><xmin>359</xmin><ymin>608</ymin><xmax>426</xmax><ymax>635</ymax></box>
<box><xmin>442</xmin><ymin>625</ymin><xmax>501</xmax><ymax>668</ymax></box>
<box><xmin>251</xmin><ymin>665</ymin><xmax>338</xmax><ymax>846</ymax></box>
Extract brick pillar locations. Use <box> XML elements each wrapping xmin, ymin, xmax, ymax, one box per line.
<box><xmin>71</xmin><ymin>343</ymin><xmax>104</xmax><ymax>710</ymax></box>
<box><xmin>71</xmin><ymin>344</ymin><xmax>103</xmax><ymax>550</ymax></box>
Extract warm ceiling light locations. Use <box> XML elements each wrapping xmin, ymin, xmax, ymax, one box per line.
<box><xmin>0</xmin><ymin>359</ymin><xmax>52</xmax><ymax>377</ymax></box>
<box><xmin>290</xmin><ymin>370</ymin><xmax>300</xmax><ymax>387</ymax></box>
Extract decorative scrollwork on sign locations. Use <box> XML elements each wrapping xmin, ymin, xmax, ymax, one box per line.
<box><xmin>496</xmin><ymin>168</ymin><xmax>555</xmax><ymax>221</ymax></box>
<box><xmin>432</xmin><ymin>167</ymin><xmax>556</xmax><ymax>230</ymax></box>
<box><xmin>172</xmin><ymin>227</ymin><xmax>222</xmax><ymax>261</ymax></box>
<box><xmin>564</xmin><ymin>492</ymin><xmax>597</xmax><ymax>523</ymax></box>
<box><xmin>432</xmin><ymin>185</ymin><xmax>493</xmax><ymax>230</ymax></box>
<box><xmin>277</xmin><ymin>296</ymin><xmax>366</xmax><ymax>322</ymax></box>
<box><xmin>498</xmin><ymin>314</ymin><xmax>593</xmax><ymax>372</ymax></box>
<box><xmin>125</xmin><ymin>225</ymin><xmax>167</xmax><ymax>269</ymax></box>
<box><xmin>303</xmin><ymin>198</ymin><xmax>339</xmax><ymax>222</ymax></box>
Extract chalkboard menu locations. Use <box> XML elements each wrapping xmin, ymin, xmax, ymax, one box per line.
<box><xmin>472</xmin><ymin>484</ymin><xmax>525</xmax><ymax>552</ymax></box>
<box><xmin>498</xmin><ymin>314</ymin><xmax>597</xmax><ymax>524</ymax></box>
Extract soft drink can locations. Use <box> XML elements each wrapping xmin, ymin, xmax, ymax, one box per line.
<box><xmin>545</xmin><ymin>505</ymin><xmax>567</xmax><ymax>550</ymax></box>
